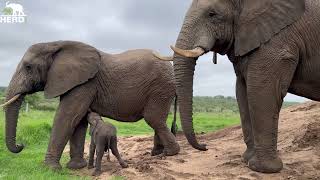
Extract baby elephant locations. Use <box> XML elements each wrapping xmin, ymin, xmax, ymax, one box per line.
<box><xmin>87</xmin><ymin>112</ymin><xmax>128</xmax><ymax>176</ymax></box>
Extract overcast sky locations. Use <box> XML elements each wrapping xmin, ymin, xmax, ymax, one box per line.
<box><xmin>0</xmin><ymin>0</ymin><xmax>307</xmax><ymax>102</ymax></box>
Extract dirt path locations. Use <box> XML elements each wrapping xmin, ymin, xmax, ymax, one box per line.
<box><xmin>76</xmin><ymin>102</ymin><xmax>320</xmax><ymax>179</ymax></box>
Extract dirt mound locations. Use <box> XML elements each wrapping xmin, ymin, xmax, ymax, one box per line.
<box><xmin>292</xmin><ymin>122</ymin><xmax>320</xmax><ymax>149</ymax></box>
<box><xmin>76</xmin><ymin>101</ymin><xmax>320</xmax><ymax>179</ymax></box>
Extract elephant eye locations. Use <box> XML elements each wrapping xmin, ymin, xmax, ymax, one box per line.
<box><xmin>209</xmin><ymin>11</ymin><xmax>217</xmax><ymax>17</ymax></box>
<box><xmin>25</xmin><ymin>64</ymin><xmax>32</xmax><ymax>72</ymax></box>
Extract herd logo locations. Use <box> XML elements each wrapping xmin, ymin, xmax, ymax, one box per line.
<box><xmin>1</xmin><ymin>1</ymin><xmax>26</xmax><ymax>23</ymax></box>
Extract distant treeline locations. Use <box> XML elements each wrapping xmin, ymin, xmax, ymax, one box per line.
<box><xmin>0</xmin><ymin>87</ymin><xmax>299</xmax><ymax>113</ymax></box>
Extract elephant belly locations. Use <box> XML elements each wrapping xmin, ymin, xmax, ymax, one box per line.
<box><xmin>289</xmin><ymin>54</ymin><xmax>320</xmax><ymax>101</ymax></box>
<box><xmin>90</xmin><ymin>89</ymin><xmax>147</xmax><ymax>122</ymax></box>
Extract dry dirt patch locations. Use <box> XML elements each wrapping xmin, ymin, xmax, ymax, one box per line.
<box><xmin>75</xmin><ymin>102</ymin><xmax>320</xmax><ymax>180</ymax></box>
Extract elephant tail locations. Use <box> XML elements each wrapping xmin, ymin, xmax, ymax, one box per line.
<box><xmin>106</xmin><ymin>137</ymin><xmax>111</xmax><ymax>161</ymax></box>
<box><xmin>171</xmin><ymin>95</ymin><xmax>178</xmax><ymax>136</ymax></box>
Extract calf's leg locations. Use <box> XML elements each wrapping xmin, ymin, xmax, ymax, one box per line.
<box><xmin>92</xmin><ymin>144</ymin><xmax>104</xmax><ymax>176</ymax></box>
<box><xmin>88</xmin><ymin>136</ymin><xmax>96</xmax><ymax>169</ymax></box>
<box><xmin>110</xmin><ymin>136</ymin><xmax>128</xmax><ymax>168</ymax></box>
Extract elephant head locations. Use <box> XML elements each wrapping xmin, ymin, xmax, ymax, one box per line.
<box><xmin>165</xmin><ymin>0</ymin><xmax>305</xmax><ymax>151</ymax></box>
<box><xmin>2</xmin><ymin>41</ymin><xmax>100</xmax><ymax>153</ymax></box>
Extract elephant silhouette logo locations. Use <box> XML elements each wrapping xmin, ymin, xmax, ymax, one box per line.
<box><xmin>0</xmin><ymin>1</ymin><xmax>27</xmax><ymax>23</ymax></box>
<box><xmin>4</xmin><ymin>1</ymin><xmax>25</xmax><ymax>16</ymax></box>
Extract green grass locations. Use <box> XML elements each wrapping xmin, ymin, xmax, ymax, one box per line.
<box><xmin>0</xmin><ymin>110</ymin><xmax>90</xmax><ymax>180</ymax></box>
<box><xmin>0</xmin><ymin>109</ymin><xmax>240</xmax><ymax>180</ymax></box>
<box><xmin>105</xmin><ymin>112</ymin><xmax>240</xmax><ymax>136</ymax></box>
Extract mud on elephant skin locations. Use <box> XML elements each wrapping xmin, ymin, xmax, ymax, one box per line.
<box><xmin>156</xmin><ymin>0</ymin><xmax>320</xmax><ymax>174</ymax></box>
<box><xmin>87</xmin><ymin>112</ymin><xmax>128</xmax><ymax>176</ymax></box>
<box><xmin>2</xmin><ymin>40</ymin><xmax>180</xmax><ymax>170</ymax></box>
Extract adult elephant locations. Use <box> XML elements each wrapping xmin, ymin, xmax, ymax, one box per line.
<box><xmin>156</xmin><ymin>0</ymin><xmax>320</xmax><ymax>173</ymax></box>
<box><xmin>2</xmin><ymin>41</ymin><xmax>180</xmax><ymax>170</ymax></box>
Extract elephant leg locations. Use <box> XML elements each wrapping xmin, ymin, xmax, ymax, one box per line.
<box><xmin>236</xmin><ymin>77</ymin><xmax>255</xmax><ymax>163</ymax></box>
<box><xmin>44</xmin><ymin>80</ymin><xmax>96</xmax><ymax>170</ymax></box>
<box><xmin>66</xmin><ymin>115</ymin><xmax>88</xmax><ymax>169</ymax></box>
<box><xmin>151</xmin><ymin>133</ymin><xmax>164</xmax><ymax>156</ymax></box>
<box><xmin>88</xmin><ymin>137</ymin><xmax>96</xmax><ymax>169</ymax></box>
<box><xmin>144</xmin><ymin>98</ymin><xmax>180</xmax><ymax>156</ymax></box>
<box><xmin>246</xmin><ymin>50</ymin><xmax>298</xmax><ymax>173</ymax></box>
<box><xmin>92</xmin><ymin>145</ymin><xmax>104</xmax><ymax>176</ymax></box>
<box><xmin>110</xmin><ymin>136</ymin><xmax>128</xmax><ymax>168</ymax></box>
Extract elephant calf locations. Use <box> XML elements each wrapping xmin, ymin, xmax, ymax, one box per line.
<box><xmin>87</xmin><ymin>112</ymin><xmax>128</xmax><ymax>176</ymax></box>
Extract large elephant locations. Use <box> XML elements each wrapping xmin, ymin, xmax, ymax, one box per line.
<box><xmin>156</xmin><ymin>0</ymin><xmax>320</xmax><ymax>173</ymax></box>
<box><xmin>2</xmin><ymin>41</ymin><xmax>180</xmax><ymax>170</ymax></box>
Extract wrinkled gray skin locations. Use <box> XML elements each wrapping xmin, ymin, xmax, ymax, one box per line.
<box><xmin>170</xmin><ymin>0</ymin><xmax>320</xmax><ymax>173</ymax></box>
<box><xmin>87</xmin><ymin>112</ymin><xmax>128</xmax><ymax>176</ymax></box>
<box><xmin>4</xmin><ymin>41</ymin><xmax>179</xmax><ymax>170</ymax></box>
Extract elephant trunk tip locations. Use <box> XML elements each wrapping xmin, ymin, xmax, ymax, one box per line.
<box><xmin>6</xmin><ymin>142</ymin><xmax>24</xmax><ymax>153</ymax></box>
<box><xmin>185</xmin><ymin>133</ymin><xmax>208</xmax><ymax>151</ymax></box>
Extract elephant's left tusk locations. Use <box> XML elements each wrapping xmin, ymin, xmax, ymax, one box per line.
<box><xmin>170</xmin><ymin>46</ymin><xmax>206</xmax><ymax>58</ymax></box>
<box><xmin>1</xmin><ymin>94</ymin><xmax>21</xmax><ymax>107</ymax></box>
<box><xmin>152</xmin><ymin>51</ymin><xmax>173</xmax><ymax>61</ymax></box>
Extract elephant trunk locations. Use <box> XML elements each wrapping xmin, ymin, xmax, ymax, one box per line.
<box><xmin>173</xmin><ymin>29</ymin><xmax>207</xmax><ymax>151</ymax></box>
<box><xmin>5</xmin><ymin>85</ymin><xmax>25</xmax><ymax>153</ymax></box>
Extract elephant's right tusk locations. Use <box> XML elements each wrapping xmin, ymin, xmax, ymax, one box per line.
<box><xmin>1</xmin><ymin>94</ymin><xmax>21</xmax><ymax>107</ymax></box>
<box><xmin>170</xmin><ymin>46</ymin><xmax>206</xmax><ymax>58</ymax></box>
<box><xmin>152</xmin><ymin>51</ymin><xmax>173</xmax><ymax>61</ymax></box>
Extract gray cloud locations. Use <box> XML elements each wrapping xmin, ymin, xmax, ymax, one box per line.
<box><xmin>0</xmin><ymin>0</ymin><xmax>306</xmax><ymax>102</ymax></box>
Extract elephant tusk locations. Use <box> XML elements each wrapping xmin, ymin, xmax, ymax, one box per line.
<box><xmin>170</xmin><ymin>46</ymin><xmax>206</xmax><ymax>58</ymax></box>
<box><xmin>0</xmin><ymin>94</ymin><xmax>21</xmax><ymax>107</ymax></box>
<box><xmin>152</xmin><ymin>51</ymin><xmax>173</xmax><ymax>61</ymax></box>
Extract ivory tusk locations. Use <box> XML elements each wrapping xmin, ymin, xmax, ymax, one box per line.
<box><xmin>170</xmin><ymin>46</ymin><xmax>206</xmax><ymax>58</ymax></box>
<box><xmin>0</xmin><ymin>94</ymin><xmax>21</xmax><ymax>107</ymax></box>
<box><xmin>152</xmin><ymin>51</ymin><xmax>173</xmax><ymax>61</ymax></box>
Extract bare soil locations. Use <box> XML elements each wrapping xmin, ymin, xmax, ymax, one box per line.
<box><xmin>75</xmin><ymin>102</ymin><xmax>320</xmax><ymax>180</ymax></box>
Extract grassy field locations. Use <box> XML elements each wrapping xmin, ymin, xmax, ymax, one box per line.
<box><xmin>0</xmin><ymin>109</ymin><xmax>240</xmax><ymax>180</ymax></box>
<box><xmin>0</xmin><ymin>110</ymin><xmax>85</xmax><ymax>180</ymax></box>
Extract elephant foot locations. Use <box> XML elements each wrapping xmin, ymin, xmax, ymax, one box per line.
<box><xmin>120</xmin><ymin>161</ymin><xmax>129</xmax><ymax>168</ymax></box>
<box><xmin>44</xmin><ymin>160</ymin><xmax>62</xmax><ymax>171</ymax></box>
<box><xmin>66</xmin><ymin>158</ymin><xmax>87</xmax><ymax>170</ymax></box>
<box><xmin>92</xmin><ymin>170</ymin><xmax>102</xmax><ymax>176</ymax></box>
<box><xmin>151</xmin><ymin>145</ymin><xmax>164</xmax><ymax>156</ymax></box>
<box><xmin>248</xmin><ymin>154</ymin><xmax>283</xmax><ymax>173</ymax></box>
<box><xmin>163</xmin><ymin>143</ymin><xmax>180</xmax><ymax>156</ymax></box>
<box><xmin>88</xmin><ymin>164</ymin><xmax>94</xmax><ymax>169</ymax></box>
<box><xmin>242</xmin><ymin>148</ymin><xmax>255</xmax><ymax>163</ymax></box>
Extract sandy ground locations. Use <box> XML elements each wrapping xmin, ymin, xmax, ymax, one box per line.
<box><xmin>75</xmin><ymin>102</ymin><xmax>320</xmax><ymax>180</ymax></box>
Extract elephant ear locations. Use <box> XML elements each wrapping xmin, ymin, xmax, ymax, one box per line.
<box><xmin>44</xmin><ymin>41</ymin><xmax>100</xmax><ymax>99</ymax></box>
<box><xmin>234</xmin><ymin>0</ymin><xmax>305</xmax><ymax>56</ymax></box>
